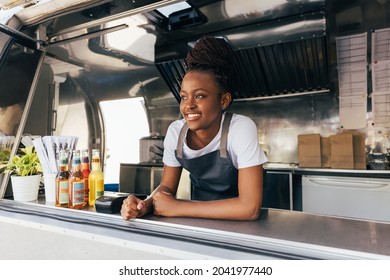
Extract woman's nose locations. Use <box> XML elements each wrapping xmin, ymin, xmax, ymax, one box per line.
<box><xmin>183</xmin><ymin>97</ymin><xmax>196</xmax><ymax>108</ymax></box>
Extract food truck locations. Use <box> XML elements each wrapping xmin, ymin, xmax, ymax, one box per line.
<box><xmin>0</xmin><ymin>0</ymin><xmax>390</xmax><ymax>260</ymax></box>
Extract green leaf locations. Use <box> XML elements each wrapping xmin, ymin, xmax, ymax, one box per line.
<box><xmin>4</xmin><ymin>146</ymin><xmax>42</xmax><ymax>177</ymax></box>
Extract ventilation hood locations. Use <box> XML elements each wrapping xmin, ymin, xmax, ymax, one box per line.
<box><xmin>153</xmin><ymin>0</ymin><xmax>328</xmax><ymax>101</ymax></box>
<box><xmin>1</xmin><ymin>0</ymin><xmax>329</xmax><ymax>102</ymax></box>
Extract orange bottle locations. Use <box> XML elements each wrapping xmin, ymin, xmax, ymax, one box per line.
<box><xmin>69</xmin><ymin>150</ymin><xmax>86</xmax><ymax>209</ymax></box>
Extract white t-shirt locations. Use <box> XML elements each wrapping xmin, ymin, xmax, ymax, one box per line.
<box><xmin>163</xmin><ymin>113</ymin><xmax>268</xmax><ymax>169</ymax></box>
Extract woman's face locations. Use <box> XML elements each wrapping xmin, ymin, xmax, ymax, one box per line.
<box><xmin>179</xmin><ymin>70</ymin><xmax>231</xmax><ymax>133</ymax></box>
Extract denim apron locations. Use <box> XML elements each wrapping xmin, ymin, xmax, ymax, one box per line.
<box><xmin>175</xmin><ymin>112</ymin><xmax>238</xmax><ymax>200</ymax></box>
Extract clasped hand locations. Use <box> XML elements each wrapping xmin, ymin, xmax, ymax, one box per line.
<box><xmin>121</xmin><ymin>191</ymin><xmax>176</xmax><ymax>220</ymax></box>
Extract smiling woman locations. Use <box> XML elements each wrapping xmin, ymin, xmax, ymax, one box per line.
<box><xmin>1</xmin><ymin>0</ymin><xmax>389</xmax><ymax>265</ymax></box>
<box><xmin>120</xmin><ymin>36</ymin><xmax>268</xmax><ymax>221</ymax></box>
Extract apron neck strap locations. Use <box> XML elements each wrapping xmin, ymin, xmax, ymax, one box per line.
<box><xmin>220</xmin><ymin>111</ymin><xmax>233</xmax><ymax>158</ymax></box>
<box><xmin>176</xmin><ymin>122</ymin><xmax>187</xmax><ymax>159</ymax></box>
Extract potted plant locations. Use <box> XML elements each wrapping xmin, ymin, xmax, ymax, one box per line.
<box><xmin>0</xmin><ymin>149</ymin><xmax>11</xmax><ymax>172</ymax></box>
<box><xmin>0</xmin><ymin>148</ymin><xmax>11</xmax><ymax>187</ymax></box>
<box><xmin>1</xmin><ymin>145</ymin><xmax>43</xmax><ymax>202</ymax></box>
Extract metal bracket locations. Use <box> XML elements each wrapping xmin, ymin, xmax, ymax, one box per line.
<box><xmin>0</xmin><ymin>23</ymin><xmax>47</xmax><ymax>51</ymax></box>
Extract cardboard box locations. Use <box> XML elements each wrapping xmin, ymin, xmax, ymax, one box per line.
<box><xmin>298</xmin><ymin>131</ymin><xmax>366</xmax><ymax>170</ymax></box>
<box><xmin>298</xmin><ymin>134</ymin><xmax>321</xmax><ymax>168</ymax></box>
<box><xmin>330</xmin><ymin>134</ymin><xmax>354</xmax><ymax>169</ymax></box>
<box><xmin>321</xmin><ymin>137</ymin><xmax>331</xmax><ymax>168</ymax></box>
<box><xmin>345</xmin><ymin>131</ymin><xmax>366</xmax><ymax>170</ymax></box>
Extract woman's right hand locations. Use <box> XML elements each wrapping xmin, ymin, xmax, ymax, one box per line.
<box><xmin>120</xmin><ymin>195</ymin><xmax>147</xmax><ymax>220</ymax></box>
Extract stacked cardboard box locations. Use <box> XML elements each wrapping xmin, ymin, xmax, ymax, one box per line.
<box><xmin>298</xmin><ymin>132</ymin><xmax>366</xmax><ymax>169</ymax></box>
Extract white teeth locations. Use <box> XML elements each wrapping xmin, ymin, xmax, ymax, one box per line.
<box><xmin>187</xmin><ymin>113</ymin><xmax>200</xmax><ymax>118</ymax></box>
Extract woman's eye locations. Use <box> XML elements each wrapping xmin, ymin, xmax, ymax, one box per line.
<box><xmin>195</xmin><ymin>94</ymin><xmax>204</xmax><ymax>99</ymax></box>
<box><xmin>180</xmin><ymin>95</ymin><xmax>187</xmax><ymax>100</ymax></box>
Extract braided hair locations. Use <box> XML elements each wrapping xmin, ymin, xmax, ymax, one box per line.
<box><xmin>185</xmin><ymin>36</ymin><xmax>235</xmax><ymax>102</ymax></box>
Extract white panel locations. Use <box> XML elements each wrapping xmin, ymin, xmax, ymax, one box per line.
<box><xmin>302</xmin><ymin>175</ymin><xmax>390</xmax><ymax>222</ymax></box>
<box><xmin>336</xmin><ymin>33</ymin><xmax>368</xmax><ymax>129</ymax></box>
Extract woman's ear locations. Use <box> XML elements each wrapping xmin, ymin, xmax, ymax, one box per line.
<box><xmin>221</xmin><ymin>92</ymin><xmax>232</xmax><ymax>109</ymax></box>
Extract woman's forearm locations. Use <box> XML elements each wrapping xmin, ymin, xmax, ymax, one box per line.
<box><xmin>169</xmin><ymin>197</ymin><xmax>261</xmax><ymax>220</ymax></box>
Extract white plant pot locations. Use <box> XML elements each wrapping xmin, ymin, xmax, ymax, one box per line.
<box><xmin>11</xmin><ymin>174</ymin><xmax>42</xmax><ymax>202</ymax></box>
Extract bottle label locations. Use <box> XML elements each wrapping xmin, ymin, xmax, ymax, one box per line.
<box><xmin>59</xmin><ymin>181</ymin><xmax>69</xmax><ymax>204</ymax></box>
<box><xmin>84</xmin><ymin>178</ymin><xmax>89</xmax><ymax>203</ymax></box>
<box><xmin>72</xmin><ymin>181</ymin><xmax>85</xmax><ymax>205</ymax></box>
<box><xmin>96</xmin><ymin>179</ymin><xmax>104</xmax><ymax>197</ymax></box>
<box><xmin>81</xmin><ymin>163</ymin><xmax>90</xmax><ymax>170</ymax></box>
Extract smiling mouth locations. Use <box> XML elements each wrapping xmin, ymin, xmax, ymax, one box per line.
<box><xmin>186</xmin><ymin>113</ymin><xmax>201</xmax><ymax>120</ymax></box>
<box><xmin>187</xmin><ymin>113</ymin><xmax>200</xmax><ymax>117</ymax></box>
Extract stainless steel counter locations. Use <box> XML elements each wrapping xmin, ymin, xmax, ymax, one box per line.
<box><xmin>0</xmin><ymin>198</ymin><xmax>389</xmax><ymax>259</ymax></box>
<box><xmin>148</xmin><ymin>210</ymin><xmax>390</xmax><ymax>259</ymax></box>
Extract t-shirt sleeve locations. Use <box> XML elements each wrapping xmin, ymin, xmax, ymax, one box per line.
<box><xmin>229</xmin><ymin>115</ymin><xmax>268</xmax><ymax>169</ymax></box>
<box><xmin>162</xmin><ymin>120</ymin><xmax>183</xmax><ymax>167</ymax></box>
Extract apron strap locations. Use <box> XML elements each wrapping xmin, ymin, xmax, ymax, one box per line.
<box><xmin>176</xmin><ymin>122</ymin><xmax>188</xmax><ymax>159</ymax></box>
<box><xmin>220</xmin><ymin>112</ymin><xmax>232</xmax><ymax>158</ymax></box>
<box><xmin>176</xmin><ymin>112</ymin><xmax>233</xmax><ymax>159</ymax></box>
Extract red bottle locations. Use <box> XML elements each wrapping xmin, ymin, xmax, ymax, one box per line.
<box><xmin>81</xmin><ymin>149</ymin><xmax>91</xmax><ymax>205</ymax></box>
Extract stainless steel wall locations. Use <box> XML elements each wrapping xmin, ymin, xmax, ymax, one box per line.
<box><xmin>25</xmin><ymin>0</ymin><xmax>390</xmax><ymax>166</ymax></box>
<box><xmin>230</xmin><ymin>93</ymin><xmax>340</xmax><ymax>163</ymax></box>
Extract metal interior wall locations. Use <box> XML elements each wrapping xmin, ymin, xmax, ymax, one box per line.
<box><xmin>2</xmin><ymin>0</ymin><xmax>390</xmax><ymax>169</ymax></box>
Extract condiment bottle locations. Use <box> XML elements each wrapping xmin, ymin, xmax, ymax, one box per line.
<box><xmin>56</xmin><ymin>150</ymin><xmax>70</xmax><ymax>208</ymax></box>
<box><xmin>382</xmin><ymin>133</ymin><xmax>390</xmax><ymax>155</ymax></box>
<box><xmin>69</xmin><ymin>150</ymin><xmax>86</xmax><ymax>209</ymax></box>
<box><xmin>88</xmin><ymin>149</ymin><xmax>104</xmax><ymax>207</ymax></box>
<box><xmin>81</xmin><ymin>149</ymin><xmax>90</xmax><ymax>205</ymax></box>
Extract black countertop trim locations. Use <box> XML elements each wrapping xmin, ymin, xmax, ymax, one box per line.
<box><xmin>264</xmin><ymin>164</ymin><xmax>390</xmax><ymax>178</ymax></box>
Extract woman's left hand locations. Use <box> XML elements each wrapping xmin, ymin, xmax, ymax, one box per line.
<box><xmin>152</xmin><ymin>191</ymin><xmax>177</xmax><ymax>216</ymax></box>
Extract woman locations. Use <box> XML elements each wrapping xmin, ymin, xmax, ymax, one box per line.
<box><xmin>121</xmin><ymin>36</ymin><xmax>268</xmax><ymax>221</ymax></box>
